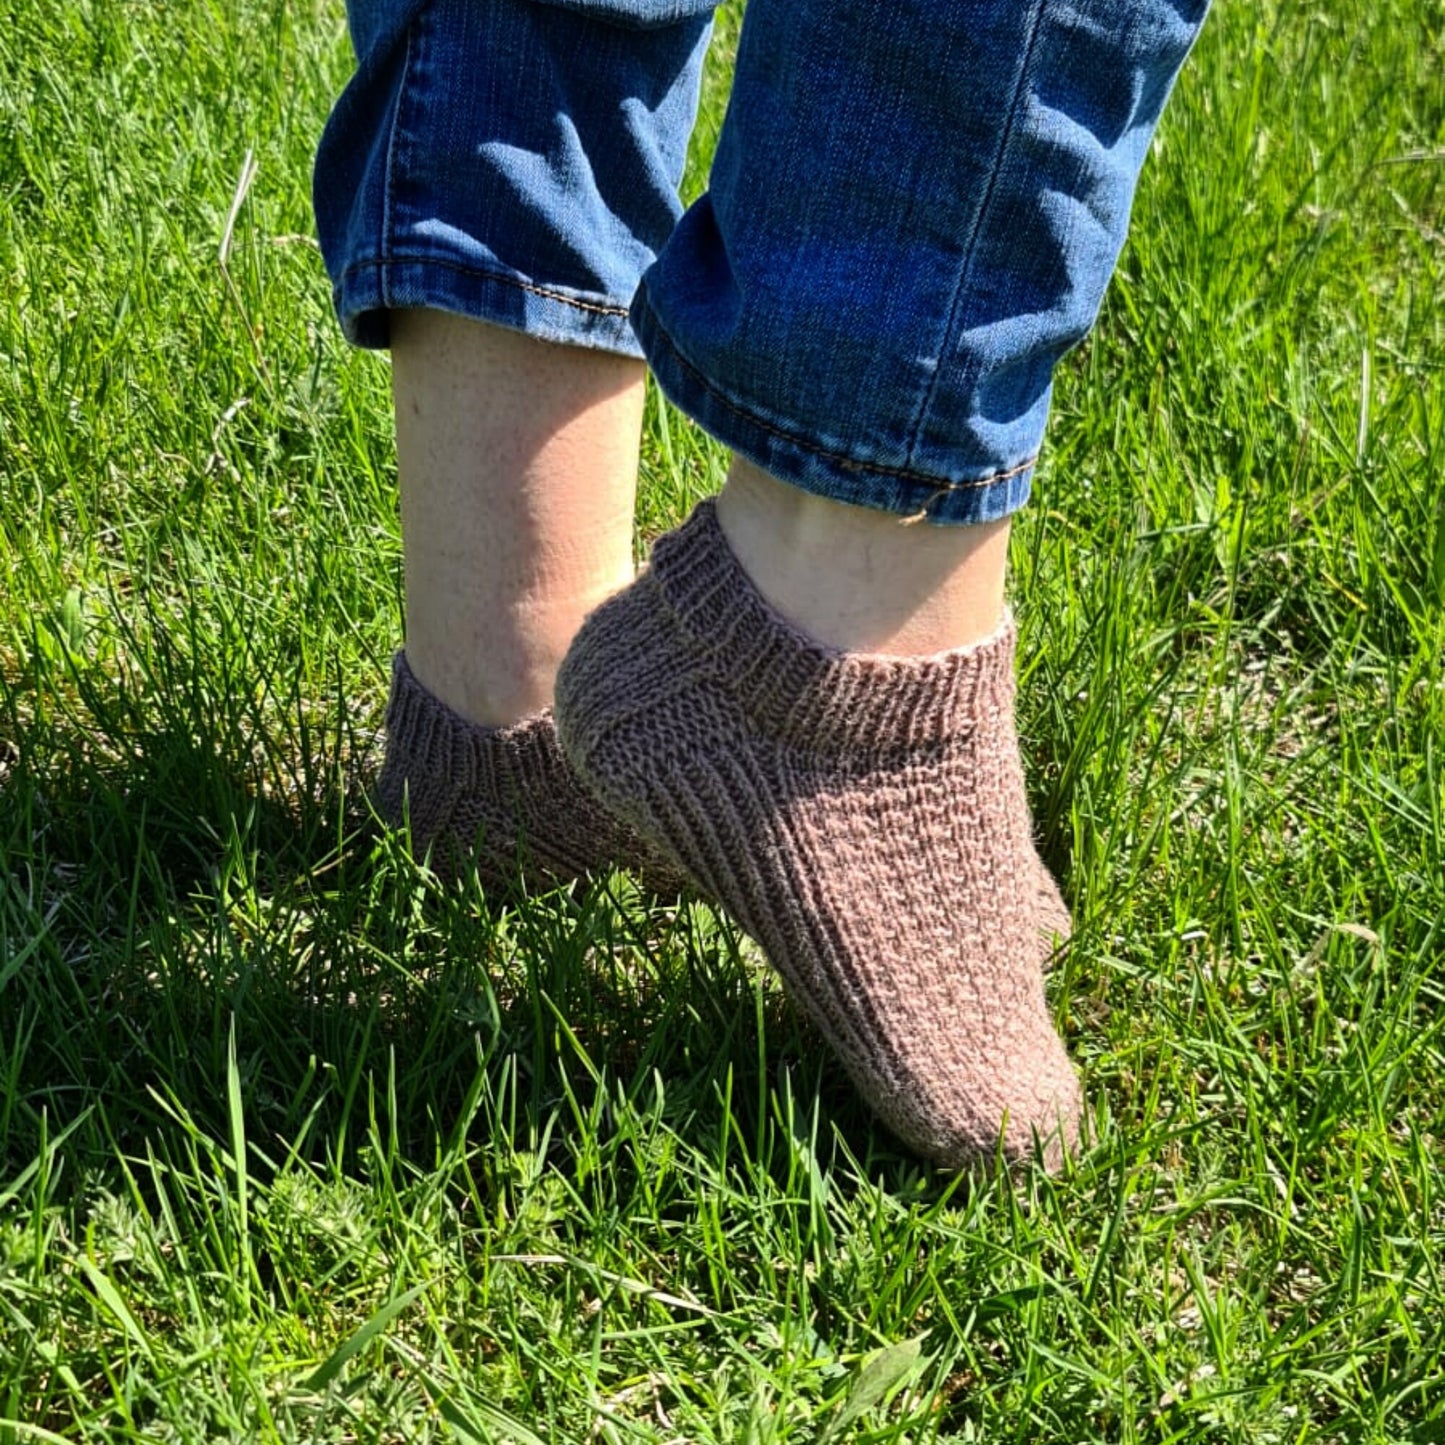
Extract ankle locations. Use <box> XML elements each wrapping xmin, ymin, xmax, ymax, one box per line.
<box><xmin>714</xmin><ymin>459</ymin><xmax>1009</xmax><ymax>655</ymax></box>
<box><xmin>401</xmin><ymin>640</ymin><xmax>554</xmax><ymax>728</ymax></box>
<box><xmin>405</xmin><ymin>567</ymin><xmax>634</xmax><ymax>728</ymax></box>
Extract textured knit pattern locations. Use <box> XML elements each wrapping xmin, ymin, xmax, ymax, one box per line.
<box><xmin>376</xmin><ymin>652</ymin><xmax>684</xmax><ymax>896</ymax></box>
<box><xmin>555</xmin><ymin>501</ymin><xmax>1081</xmax><ymax>1170</ymax></box>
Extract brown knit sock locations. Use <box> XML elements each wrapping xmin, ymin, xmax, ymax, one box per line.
<box><xmin>554</xmin><ymin>501</ymin><xmax>1081</xmax><ymax>1170</ymax></box>
<box><xmin>375</xmin><ymin>651</ymin><xmax>684</xmax><ymax>896</ymax></box>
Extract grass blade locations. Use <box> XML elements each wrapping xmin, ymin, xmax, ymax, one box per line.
<box><xmin>303</xmin><ymin>1284</ymin><xmax>430</xmax><ymax>1393</ymax></box>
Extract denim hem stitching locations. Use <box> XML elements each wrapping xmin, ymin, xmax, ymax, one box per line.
<box><xmin>901</xmin><ymin>0</ymin><xmax>1048</xmax><ymax>469</ymax></box>
<box><xmin>339</xmin><ymin>257</ymin><xmax>634</xmax><ymax>319</ymax></box>
<box><xmin>643</xmin><ymin>308</ymin><xmax>1037</xmax><ymax>491</ymax></box>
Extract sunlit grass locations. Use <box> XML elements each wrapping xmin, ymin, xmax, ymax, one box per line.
<box><xmin>0</xmin><ymin>0</ymin><xmax>1442</xmax><ymax>1439</ymax></box>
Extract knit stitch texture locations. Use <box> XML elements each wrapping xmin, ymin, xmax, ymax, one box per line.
<box><xmin>376</xmin><ymin>651</ymin><xmax>683</xmax><ymax>895</ymax></box>
<box><xmin>555</xmin><ymin>500</ymin><xmax>1081</xmax><ymax>1169</ymax></box>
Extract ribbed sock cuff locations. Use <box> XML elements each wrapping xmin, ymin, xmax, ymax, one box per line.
<box><xmin>382</xmin><ymin>651</ymin><xmax>567</xmax><ymax>809</ymax></box>
<box><xmin>643</xmin><ymin>499</ymin><xmax>1017</xmax><ymax>754</ymax></box>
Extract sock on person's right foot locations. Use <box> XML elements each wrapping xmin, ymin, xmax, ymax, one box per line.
<box><xmin>555</xmin><ymin>501</ymin><xmax>1081</xmax><ymax>1171</ymax></box>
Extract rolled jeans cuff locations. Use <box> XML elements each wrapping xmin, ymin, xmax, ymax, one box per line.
<box><xmin>333</xmin><ymin>255</ymin><xmax>643</xmax><ymax>355</ymax></box>
<box><xmin>632</xmin><ymin>294</ymin><xmax>1037</xmax><ymax>525</ymax></box>
<box><xmin>313</xmin><ymin>0</ymin><xmax>713</xmax><ymax>356</ymax></box>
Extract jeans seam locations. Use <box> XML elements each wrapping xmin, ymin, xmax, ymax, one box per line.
<box><xmin>379</xmin><ymin>21</ymin><xmax>417</xmax><ymax>308</ymax></box>
<box><xmin>901</xmin><ymin>0</ymin><xmax>1049</xmax><ymax>471</ymax></box>
<box><xmin>340</xmin><ymin>256</ymin><xmax>633</xmax><ymax>318</ymax></box>
<box><xmin>644</xmin><ymin>307</ymin><xmax>1037</xmax><ymax>490</ymax></box>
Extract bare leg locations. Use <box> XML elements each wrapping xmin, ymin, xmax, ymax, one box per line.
<box><xmin>392</xmin><ymin>309</ymin><xmax>645</xmax><ymax>727</ymax></box>
<box><xmin>715</xmin><ymin>458</ymin><xmax>1009</xmax><ymax>656</ymax></box>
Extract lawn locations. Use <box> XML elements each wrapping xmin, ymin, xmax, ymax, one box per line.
<box><xmin>0</xmin><ymin>0</ymin><xmax>1442</xmax><ymax>1440</ymax></box>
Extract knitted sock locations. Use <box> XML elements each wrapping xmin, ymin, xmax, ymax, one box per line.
<box><xmin>555</xmin><ymin>501</ymin><xmax>1081</xmax><ymax>1170</ymax></box>
<box><xmin>375</xmin><ymin>651</ymin><xmax>684</xmax><ymax>896</ymax></box>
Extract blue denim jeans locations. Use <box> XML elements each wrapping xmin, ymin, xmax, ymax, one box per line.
<box><xmin>315</xmin><ymin>0</ymin><xmax>1208</xmax><ymax>523</ymax></box>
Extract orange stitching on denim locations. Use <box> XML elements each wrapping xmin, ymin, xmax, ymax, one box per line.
<box><xmin>344</xmin><ymin>257</ymin><xmax>633</xmax><ymax>318</ymax></box>
<box><xmin>843</xmin><ymin>452</ymin><xmax>1038</xmax><ymax>489</ymax></box>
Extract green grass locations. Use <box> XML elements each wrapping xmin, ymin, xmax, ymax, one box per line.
<box><xmin>1</xmin><ymin>0</ymin><xmax>1443</xmax><ymax>1439</ymax></box>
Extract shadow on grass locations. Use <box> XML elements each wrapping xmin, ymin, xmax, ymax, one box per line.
<box><xmin>0</xmin><ymin>645</ymin><xmax>922</xmax><ymax>1216</ymax></box>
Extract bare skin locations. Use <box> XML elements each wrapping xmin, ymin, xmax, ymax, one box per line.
<box><xmin>391</xmin><ymin>312</ymin><xmax>1008</xmax><ymax>728</ymax></box>
<box><xmin>715</xmin><ymin>457</ymin><xmax>1009</xmax><ymax>655</ymax></box>
<box><xmin>392</xmin><ymin>309</ymin><xmax>644</xmax><ymax>727</ymax></box>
